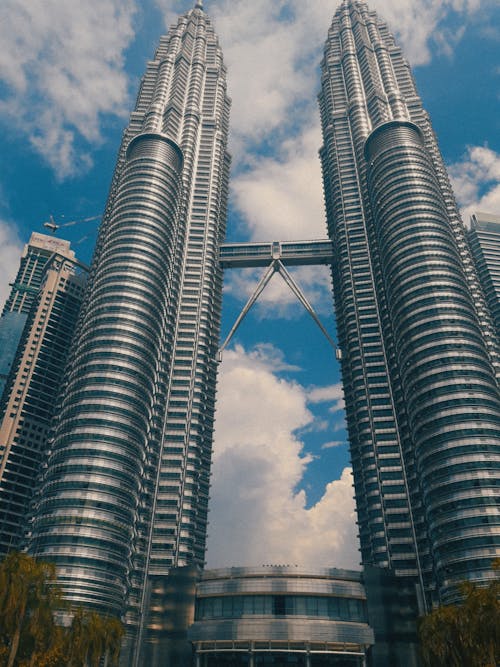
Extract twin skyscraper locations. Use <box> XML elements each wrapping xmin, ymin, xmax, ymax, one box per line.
<box><xmin>0</xmin><ymin>0</ymin><xmax>499</xmax><ymax>665</ymax></box>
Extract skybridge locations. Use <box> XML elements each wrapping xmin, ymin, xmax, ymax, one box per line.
<box><xmin>219</xmin><ymin>239</ymin><xmax>334</xmax><ymax>268</ymax></box>
<box><xmin>218</xmin><ymin>238</ymin><xmax>340</xmax><ymax>361</ymax></box>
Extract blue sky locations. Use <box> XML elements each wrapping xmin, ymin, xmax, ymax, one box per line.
<box><xmin>0</xmin><ymin>0</ymin><xmax>499</xmax><ymax>569</ymax></box>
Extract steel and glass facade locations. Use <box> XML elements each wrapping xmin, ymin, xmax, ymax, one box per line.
<box><xmin>29</xmin><ymin>1</ymin><xmax>230</xmax><ymax>659</ymax></box>
<box><xmin>319</xmin><ymin>0</ymin><xmax>500</xmax><ymax>605</ymax></box>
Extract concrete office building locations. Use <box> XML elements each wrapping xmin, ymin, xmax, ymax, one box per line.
<box><xmin>0</xmin><ymin>240</ymin><xmax>87</xmax><ymax>556</ymax></box>
<box><xmin>319</xmin><ymin>0</ymin><xmax>500</xmax><ymax>607</ymax></box>
<box><xmin>0</xmin><ymin>233</ymin><xmax>76</xmax><ymax>397</ymax></box>
<box><xmin>29</xmin><ymin>1</ymin><xmax>230</xmax><ymax>663</ymax></box>
<box><xmin>134</xmin><ymin>564</ymin><xmax>423</xmax><ymax>667</ymax></box>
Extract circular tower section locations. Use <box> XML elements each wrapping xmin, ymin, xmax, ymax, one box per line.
<box><xmin>30</xmin><ymin>133</ymin><xmax>184</xmax><ymax>617</ymax></box>
<box><xmin>365</xmin><ymin>120</ymin><xmax>500</xmax><ymax>602</ymax></box>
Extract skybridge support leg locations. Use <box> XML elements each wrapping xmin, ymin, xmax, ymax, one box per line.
<box><xmin>275</xmin><ymin>260</ymin><xmax>338</xmax><ymax>352</ymax></box>
<box><xmin>218</xmin><ymin>262</ymin><xmax>278</xmax><ymax>360</ymax></box>
<box><xmin>218</xmin><ymin>258</ymin><xmax>339</xmax><ymax>362</ymax></box>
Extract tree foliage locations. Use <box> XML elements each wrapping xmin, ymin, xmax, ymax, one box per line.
<box><xmin>0</xmin><ymin>552</ymin><xmax>124</xmax><ymax>667</ymax></box>
<box><xmin>419</xmin><ymin>561</ymin><xmax>500</xmax><ymax>667</ymax></box>
<box><xmin>66</xmin><ymin>608</ymin><xmax>124</xmax><ymax>667</ymax></box>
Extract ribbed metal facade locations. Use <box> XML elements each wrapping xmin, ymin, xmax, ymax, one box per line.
<box><xmin>319</xmin><ymin>0</ymin><xmax>500</xmax><ymax>605</ymax></box>
<box><xmin>29</xmin><ymin>1</ymin><xmax>230</xmax><ymax>655</ymax></box>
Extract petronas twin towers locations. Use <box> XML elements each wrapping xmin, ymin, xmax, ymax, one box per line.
<box><xmin>24</xmin><ymin>0</ymin><xmax>500</xmax><ymax>661</ymax></box>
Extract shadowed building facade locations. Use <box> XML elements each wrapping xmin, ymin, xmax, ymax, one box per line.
<box><xmin>0</xmin><ymin>233</ymin><xmax>76</xmax><ymax>398</ymax></box>
<box><xmin>189</xmin><ymin>566</ymin><xmax>375</xmax><ymax>667</ymax></box>
<box><xmin>29</xmin><ymin>2</ymin><xmax>230</xmax><ymax>663</ymax></box>
<box><xmin>0</xmin><ymin>237</ymin><xmax>87</xmax><ymax>557</ymax></box>
<box><xmin>319</xmin><ymin>0</ymin><xmax>500</xmax><ymax>608</ymax></box>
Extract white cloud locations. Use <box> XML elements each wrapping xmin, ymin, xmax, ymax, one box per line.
<box><xmin>231</xmin><ymin>124</ymin><xmax>326</xmax><ymax>241</ymax></box>
<box><xmin>449</xmin><ymin>145</ymin><xmax>500</xmax><ymax>221</ymax></box>
<box><xmin>307</xmin><ymin>383</ymin><xmax>345</xmax><ymax>415</ymax></box>
<box><xmin>206</xmin><ymin>345</ymin><xmax>359</xmax><ymax>569</ymax></box>
<box><xmin>0</xmin><ymin>0</ymin><xmax>137</xmax><ymax>177</ymax></box>
<box><xmin>206</xmin><ymin>0</ymin><xmax>494</xmax><ymax>307</ymax></box>
<box><xmin>0</xmin><ymin>0</ymin><xmax>493</xmax><ymax>182</ymax></box>
<box><xmin>0</xmin><ymin>221</ymin><xmax>24</xmax><ymax>309</ymax></box>
<box><xmin>157</xmin><ymin>0</ymin><xmax>490</xmax><ymax>175</ymax></box>
<box><xmin>368</xmin><ymin>0</ymin><xmax>490</xmax><ymax>63</ymax></box>
<box><xmin>307</xmin><ymin>383</ymin><xmax>343</xmax><ymax>404</ymax></box>
<box><xmin>223</xmin><ymin>264</ymin><xmax>333</xmax><ymax>320</ymax></box>
<box><xmin>233</xmin><ymin>342</ymin><xmax>300</xmax><ymax>372</ymax></box>
<box><xmin>321</xmin><ymin>441</ymin><xmax>345</xmax><ymax>450</ymax></box>
<box><xmin>208</xmin><ymin>0</ymin><xmax>492</xmax><ymax>154</ymax></box>
<box><xmin>222</xmin><ymin>109</ymin><xmax>333</xmax><ymax>320</ymax></box>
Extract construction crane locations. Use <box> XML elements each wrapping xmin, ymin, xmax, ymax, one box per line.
<box><xmin>43</xmin><ymin>214</ymin><xmax>101</xmax><ymax>235</ymax></box>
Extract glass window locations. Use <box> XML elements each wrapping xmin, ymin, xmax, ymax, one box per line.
<box><xmin>222</xmin><ymin>597</ymin><xmax>232</xmax><ymax>617</ymax></box>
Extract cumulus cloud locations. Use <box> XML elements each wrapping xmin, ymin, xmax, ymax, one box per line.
<box><xmin>0</xmin><ymin>0</ymin><xmax>137</xmax><ymax>177</ymax></box>
<box><xmin>209</xmin><ymin>0</ymin><xmax>492</xmax><ymax>153</ymax></box>
<box><xmin>203</xmin><ymin>0</ymin><xmax>494</xmax><ymax>306</ymax></box>
<box><xmin>231</xmin><ymin>124</ymin><xmax>326</xmax><ymax>241</ymax></box>
<box><xmin>206</xmin><ymin>345</ymin><xmax>359</xmax><ymax>569</ymax></box>
<box><xmin>153</xmin><ymin>0</ymin><xmax>491</xmax><ymax>169</ymax></box>
<box><xmin>223</xmin><ymin>264</ymin><xmax>333</xmax><ymax>318</ymax></box>
<box><xmin>449</xmin><ymin>145</ymin><xmax>500</xmax><ymax>222</ymax></box>
<box><xmin>234</xmin><ymin>342</ymin><xmax>300</xmax><ymax>372</ymax></box>
<box><xmin>321</xmin><ymin>441</ymin><xmax>345</xmax><ymax>450</ymax></box>
<box><xmin>307</xmin><ymin>383</ymin><xmax>343</xmax><ymax>406</ymax></box>
<box><xmin>368</xmin><ymin>0</ymin><xmax>470</xmax><ymax>64</ymax></box>
<box><xmin>0</xmin><ymin>0</ymin><xmax>493</xmax><ymax>182</ymax></box>
<box><xmin>0</xmin><ymin>221</ymin><xmax>24</xmax><ymax>309</ymax></box>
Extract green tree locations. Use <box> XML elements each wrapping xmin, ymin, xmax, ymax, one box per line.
<box><xmin>66</xmin><ymin>609</ymin><xmax>124</xmax><ymax>667</ymax></box>
<box><xmin>101</xmin><ymin>617</ymin><xmax>124</xmax><ymax>667</ymax></box>
<box><xmin>0</xmin><ymin>552</ymin><xmax>62</xmax><ymax>667</ymax></box>
<box><xmin>419</xmin><ymin>562</ymin><xmax>500</xmax><ymax>667</ymax></box>
<box><xmin>0</xmin><ymin>552</ymin><xmax>124</xmax><ymax>667</ymax></box>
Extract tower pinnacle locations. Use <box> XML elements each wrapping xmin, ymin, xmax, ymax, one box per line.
<box><xmin>195</xmin><ymin>0</ymin><xmax>203</xmax><ymax>8</ymax></box>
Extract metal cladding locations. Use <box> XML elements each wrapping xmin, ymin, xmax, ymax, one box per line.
<box><xmin>189</xmin><ymin>566</ymin><xmax>375</xmax><ymax>665</ymax></box>
<box><xmin>31</xmin><ymin>133</ymin><xmax>185</xmax><ymax>615</ymax></box>
<box><xmin>320</xmin><ymin>0</ymin><xmax>500</xmax><ymax>605</ymax></box>
<box><xmin>30</xmin><ymin>0</ymin><xmax>230</xmax><ymax>635</ymax></box>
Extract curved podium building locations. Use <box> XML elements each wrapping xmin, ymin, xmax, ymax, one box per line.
<box><xmin>189</xmin><ymin>566</ymin><xmax>374</xmax><ymax>667</ymax></box>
